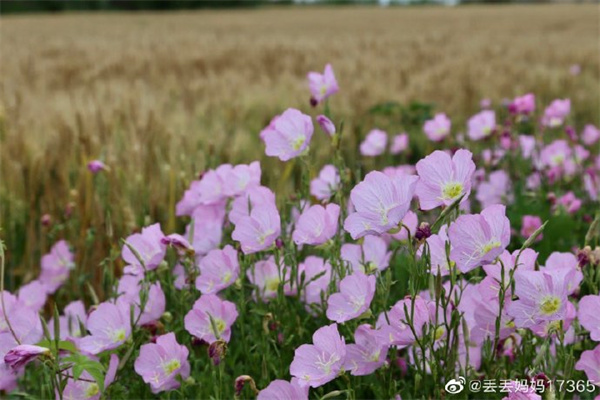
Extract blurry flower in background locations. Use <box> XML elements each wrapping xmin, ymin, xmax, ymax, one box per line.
<box><xmin>468</xmin><ymin>110</ymin><xmax>496</xmax><ymax>141</ymax></box>
<box><xmin>389</xmin><ymin>133</ymin><xmax>409</xmax><ymax>155</ymax></box>
<box><xmin>480</xmin><ymin>98</ymin><xmax>492</xmax><ymax>109</ymax></box>
<box><xmin>360</xmin><ymin>129</ymin><xmax>387</xmax><ymax>157</ymax></box>
<box><xmin>316</xmin><ymin>115</ymin><xmax>336</xmax><ymax>137</ymax></box>
<box><xmin>521</xmin><ymin>215</ymin><xmax>543</xmax><ymax>242</ymax></box>
<box><xmin>307</xmin><ymin>64</ymin><xmax>339</xmax><ymax>105</ymax></box>
<box><xmin>542</xmin><ymin>99</ymin><xmax>570</xmax><ymax>128</ymax></box>
<box><xmin>509</xmin><ymin>93</ymin><xmax>535</xmax><ymax>115</ymax></box>
<box><xmin>569</xmin><ymin>64</ymin><xmax>581</xmax><ymax>76</ymax></box>
<box><xmin>87</xmin><ymin>160</ymin><xmax>107</xmax><ymax>173</ymax></box>
<box><xmin>423</xmin><ymin>113</ymin><xmax>451</xmax><ymax>142</ymax></box>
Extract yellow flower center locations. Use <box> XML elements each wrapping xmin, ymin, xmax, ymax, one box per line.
<box><xmin>540</xmin><ymin>296</ymin><xmax>561</xmax><ymax>316</ymax></box>
<box><xmin>481</xmin><ymin>240</ymin><xmax>501</xmax><ymax>255</ymax></box>
<box><xmin>211</xmin><ymin>318</ymin><xmax>227</xmax><ymax>336</ymax></box>
<box><xmin>111</xmin><ymin>329</ymin><xmax>126</xmax><ymax>343</ymax></box>
<box><xmin>265</xmin><ymin>278</ymin><xmax>280</xmax><ymax>292</ymax></box>
<box><xmin>163</xmin><ymin>359</ymin><xmax>181</xmax><ymax>375</ymax></box>
<box><xmin>434</xmin><ymin>326</ymin><xmax>445</xmax><ymax>341</ymax></box>
<box><xmin>292</xmin><ymin>136</ymin><xmax>306</xmax><ymax>151</ymax></box>
<box><xmin>442</xmin><ymin>182</ymin><xmax>463</xmax><ymax>200</ymax></box>
<box><xmin>222</xmin><ymin>272</ymin><xmax>232</xmax><ymax>283</ymax></box>
<box><xmin>85</xmin><ymin>383</ymin><xmax>99</xmax><ymax>398</ymax></box>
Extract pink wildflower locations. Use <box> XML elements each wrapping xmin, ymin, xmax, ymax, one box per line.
<box><xmin>326</xmin><ymin>272</ymin><xmax>376</xmax><ymax>323</ymax></box>
<box><xmin>289</xmin><ymin>323</ymin><xmax>346</xmax><ymax>388</ymax></box>
<box><xmin>423</xmin><ymin>113</ymin><xmax>451</xmax><ymax>142</ymax></box>
<box><xmin>184</xmin><ymin>294</ymin><xmax>238</xmax><ymax>344</ymax></box>
<box><xmin>448</xmin><ymin>204</ymin><xmax>511</xmax><ymax>273</ymax></box>
<box><xmin>307</xmin><ymin>64</ymin><xmax>339</xmax><ymax>104</ymax></box>
<box><xmin>260</xmin><ymin>109</ymin><xmax>314</xmax><ymax>161</ymax></box>
<box><xmin>467</xmin><ymin>110</ymin><xmax>496</xmax><ymax>140</ymax></box>
<box><xmin>344</xmin><ymin>171</ymin><xmax>418</xmax><ymax>239</ymax></box>
<box><xmin>360</xmin><ymin>129</ymin><xmax>387</xmax><ymax>157</ymax></box>
<box><xmin>415</xmin><ymin>149</ymin><xmax>475</xmax><ymax>210</ymax></box>
<box><xmin>293</xmin><ymin>203</ymin><xmax>340</xmax><ymax>246</ymax></box>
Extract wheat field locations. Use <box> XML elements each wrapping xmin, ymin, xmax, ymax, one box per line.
<box><xmin>0</xmin><ymin>4</ymin><xmax>598</xmax><ymax>287</ymax></box>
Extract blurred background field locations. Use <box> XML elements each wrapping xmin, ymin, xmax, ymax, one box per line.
<box><xmin>0</xmin><ymin>4</ymin><xmax>598</xmax><ymax>291</ymax></box>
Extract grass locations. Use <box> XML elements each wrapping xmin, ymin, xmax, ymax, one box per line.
<box><xmin>0</xmin><ymin>4</ymin><xmax>598</xmax><ymax>292</ymax></box>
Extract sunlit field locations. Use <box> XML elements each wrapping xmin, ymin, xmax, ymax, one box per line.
<box><xmin>0</xmin><ymin>4</ymin><xmax>599</xmax><ymax>399</ymax></box>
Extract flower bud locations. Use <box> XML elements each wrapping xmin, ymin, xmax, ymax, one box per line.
<box><xmin>316</xmin><ymin>115</ymin><xmax>336</xmax><ymax>137</ymax></box>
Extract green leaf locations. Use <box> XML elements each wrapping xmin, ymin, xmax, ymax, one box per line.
<box><xmin>36</xmin><ymin>339</ymin><xmax>77</xmax><ymax>353</ymax></box>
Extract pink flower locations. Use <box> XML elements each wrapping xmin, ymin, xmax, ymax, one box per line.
<box><xmin>134</xmin><ymin>333</ymin><xmax>190</xmax><ymax>394</ymax></box>
<box><xmin>540</xmin><ymin>140</ymin><xmax>575</xmax><ymax>178</ymax></box>
<box><xmin>290</xmin><ymin>323</ymin><xmax>346</xmax><ymax>388</ymax></box>
<box><xmin>184</xmin><ymin>294</ymin><xmax>238</xmax><ymax>344</ymax></box>
<box><xmin>376</xmin><ymin>297</ymin><xmax>430</xmax><ymax>348</ymax></box>
<box><xmin>161</xmin><ymin>234</ymin><xmax>193</xmax><ymax>255</ymax></box>
<box><xmin>196</xmin><ymin>245</ymin><xmax>239</xmax><ymax>294</ymax></box>
<box><xmin>183</xmin><ymin>203</ymin><xmax>225</xmax><ymax>256</ymax></box>
<box><xmin>360</xmin><ymin>129</ymin><xmax>387</xmax><ymax>157</ymax></box>
<box><xmin>4</xmin><ymin>345</ymin><xmax>50</xmax><ymax>370</ymax></box>
<box><xmin>247</xmin><ymin>256</ymin><xmax>288</xmax><ymax>301</ymax></box>
<box><xmin>79</xmin><ymin>301</ymin><xmax>131</xmax><ymax>354</ymax></box>
<box><xmin>232</xmin><ymin>204</ymin><xmax>281</xmax><ymax>254</ymax></box>
<box><xmin>520</xmin><ymin>215</ymin><xmax>543</xmax><ymax>241</ymax></box>
<box><xmin>307</xmin><ymin>64</ymin><xmax>339</xmax><ymax>104</ymax></box>
<box><xmin>17</xmin><ymin>280</ymin><xmax>47</xmax><ymax>312</ymax></box>
<box><xmin>476</xmin><ymin>170</ymin><xmax>512</xmax><ymax>209</ymax></box>
<box><xmin>480</xmin><ymin>98</ymin><xmax>492</xmax><ymax>109</ymax></box>
<box><xmin>344</xmin><ymin>171</ymin><xmax>418</xmax><ymax>239</ymax></box>
<box><xmin>467</xmin><ymin>110</ymin><xmax>496</xmax><ymax>140</ymax></box>
<box><xmin>229</xmin><ymin>186</ymin><xmax>276</xmax><ymax>225</ymax></box>
<box><xmin>388</xmin><ymin>210</ymin><xmax>418</xmax><ymax>241</ymax></box>
<box><xmin>48</xmin><ymin>300</ymin><xmax>87</xmax><ymax>341</ymax></box>
<box><xmin>39</xmin><ymin>240</ymin><xmax>74</xmax><ymax>294</ymax></box>
<box><xmin>298</xmin><ymin>256</ymin><xmax>332</xmax><ymax>305</ymax></box>
<box><xmin>415</xmin><ymin>149</ymin><xmax>475</xmax><ymax>210</ymax></box>
<box><xmin>519</xmin><ymin>135</ymin><xmax>536</xmax><ymax>159</ymax></box>
<box><xmin>341</xmin><ymin>235</ymin><xmax>391</xmax><ymax>273</ymax></box>
<box><xmin>448</xmin><ymin>204</ymin><xmax>511</xmax><ymax>273</ymax></box>
<box><xmin>421</xmin><ymin>225</ymin><xmax>452</xmax><ymax>276</ymax></box>
<box><xmin>176</xmin><ymin>165</ymin><xmax>233</xmax><ymax>215</ymax></box>
<box><xmin>310</xmin><ymin>165</ymin><xmax>340</xmax><ymax>202</ymax></box>
<box><xmin>507</xmin><ymin>268</ymin><xmax>572</xmax><ymax>328</ymax></box>
<box><xmin>390</xmin><ymin>133</ymin><xmax>409</xmax><ymax>155</ymax></box>
<box><xmin>122</xmin><ymin>223</ymin><xmax>166</xmax><ymax>273</ymax></box>
<box><xmin>569</xmin><ymin>64</ymin><xmax>581</xmax><ymax>76</ymax></box>
<box><xmin>258</xmin><ymin>379</ymin><xmax>308</xmax><ymax>400</ymax></box>
<box><xmin>584</xmin><ymin>170</ymin><xmax>600</xmax><ymax>201</ymax></box>
<box><xmin>575</xmin><ymin>345</ymin><xmax>600</xmax><ymax>385</ymax></box>
<box><xmin>261</xmin><ymin>108</ymin><xmax>314</xmax><ymax>161</ymax></box>
<box><xmin>482</xmin><ymin>249</ymin><xmax>538</xmax><ymax>295</ymax></box>
<box><xmin>543</xmin><ymin>252</ymin><xmax>582</xmax><ymax>295</ymax></box>
<box><xmin>316</xmin><ymin>115</ymin><xmax>336</xmax><ymax>136</ymax></box>
<box><xmin>293</xmin><ymin>203</ymin><xmax>340</xmax><ymax>246</ymax></box>
<box><xmin>542</xmin><ymin>99</ymin><xmax>570</xmax><ymax>128</ymax></box>
<box><xmin>383</xmin><ymin>165</ymin><xmax>416</xmax><ymax>178</ymax></box>
<box><xmin>326</xmin><ymin>272</ymin><xmax>376</xmax><ymax>323</ymax></box>
<box><xmin>115</xmin><ymin>278</ymin><xmax>165</xmax><ymax>326</ymax></box>
<box><xmin>423</xmin><ymin>113</ymin><xmax>451</xmax><ymax>142</ymax></box>
<box><xmin>344</xmin><ymin>324</ymin><xmax>389</xmax><ymax>376</ymax></box>
<box><xmin>582</xmin><ymin>124</ymin><xmax>600</xmax><ymax>146</ymax></box>
<box><xmin>87</xmin><ymin>160</ymin><xmax>107</xmax><ymax>173</ymax></box>
<box><xmin>220</xmin><ymin>161</ymin><xmax>262</xmax><ymax>197</ymax></box>
<box><xmin>556</xmin><ymin>191</ymin><xmax>582</xmax><ymax>214</ymax></box>
<box><xmin>509</xmin><ymin>93</ymin><xmax>535</xmax><ymax>115</ymax></box>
